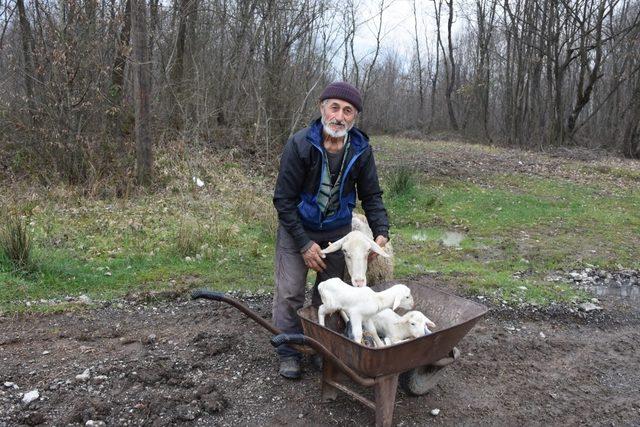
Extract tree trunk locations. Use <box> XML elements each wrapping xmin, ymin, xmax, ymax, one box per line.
<box><xmin>413</xmin><ymin>0</ymin><xmax>425</xmax><ymax>128</ymax></box>
<box><xmin>16</xmin><ymin>0</ymin><xmax>36</xmax><ymax>121</ymax></box>
<box><xmin>109</xmin><ymin>0</ymin><xmax>131</xmax><ymax>141</ymax></box>
<box><xmin>444</xmin><ymin>0</ymin><xmax>458</xmax><ymax>130</ymax></box>
<box><xmin>131</xmin><ymin>0</ymin><xmax>153</xmax><ymax>185</ymax></box>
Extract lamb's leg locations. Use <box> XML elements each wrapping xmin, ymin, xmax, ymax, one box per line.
<box><xmin>318</xmin><ymin>304</ymin><xmax>328</xmax><ymax>326</ymax></box>
<box><xmin>364</xmin><ymin>318</ymin><xmax>385</xmax><ymax>347</ymax></box>
<box><xmin>339</xmin><ymin>310</ymin><xmax>350</xmax><ymax>323</ymax></box>
<box><xmin>349</xmin><ymin>315</ymin><xmax>364</xmax><ymax>344</ymax></box>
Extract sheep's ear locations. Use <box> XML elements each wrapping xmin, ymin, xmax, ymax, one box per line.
<box><xmin>392</xmin><ymin>295</ymin><xmax>402</xmax><ymax>311</ymax></box>
<box><xmin>322</xmin><ymin>237</ymin><xmax>345</xmax><ymax>254</ymax></box>
<box><xmin>369</xmin><ymin>238</ymin><xmax>391</xmax><ymax>258</ymax></box>
<box><xmin>426</xmin><ymin>318</ymin><xmax>437</xmax><ymax>329</ymax></box>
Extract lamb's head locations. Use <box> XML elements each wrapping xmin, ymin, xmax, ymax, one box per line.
<box><xmin>321</xmin><ymin>230</ymin><xmax>390</xmax><ymax>287</ymax></box>
<box><xmin>402</xmin><ymin>311</ymin><xmax>437</xmax><ymax>338</ymax></box>
<box><xmin>389</xmin><ymin>284</ymin><xmax>414</xmax><ymax>310</ymax></box>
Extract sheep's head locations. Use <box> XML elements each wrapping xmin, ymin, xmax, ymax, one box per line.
<box><xmin>402</xmin><ymin>311</ymin><xmax>437</xmax><ymax>338</ymax></box>
<box><xmin>321</xmin><ymin>230</ymin><xmax>390</xmax><ymax>287</ymax></box>
<box><xmin>391</xmin><ymin>284</ymin><xmax>414</xmax><ymax>310</ymax></box>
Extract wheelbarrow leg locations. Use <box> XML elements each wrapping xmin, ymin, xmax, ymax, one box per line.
<box><xmin>321</xmin><ymin>358</ymin><xmax>339</xmax><ymax>402</ymax></box>
<box><xmin>374</xmin><ymin>373</ymin><xmax>399</xmax><ymax>427</ymax></box>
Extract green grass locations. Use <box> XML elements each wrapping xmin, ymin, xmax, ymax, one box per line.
<box><xmin>384</xmin><ymin>172</ymin><xmax>639</xmax><ymax>303</ymax></box>
<box><xmin>1</xmin><ymin>138</ymin><xmax>639</xmax><ymax>312</ymax></box>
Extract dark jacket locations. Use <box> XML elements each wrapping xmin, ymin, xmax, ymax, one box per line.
<box><xmin>273</xmin><ymin>118</ymin><xmax>389</xmax><ymax>251</ymax></box>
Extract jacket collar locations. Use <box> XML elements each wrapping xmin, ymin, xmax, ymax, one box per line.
<box><xmin>306</xmin><ymin>117</ymin><xmax>369</xmax><ymax>153</ymax></box>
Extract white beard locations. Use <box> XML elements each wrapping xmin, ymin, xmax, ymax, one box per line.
<box><xmin>321</xmin><ymin>116</ymin><xmax>353</xmax><ymax>138</ymax></box>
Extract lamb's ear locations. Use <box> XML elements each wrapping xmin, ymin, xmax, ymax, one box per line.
<box><xmin>322</xmin><ymin>236</ymin><xmax>346</xmax><ymax>254</ymax></box>
<box><xmin>426</xmin><ymin>318</ymin><xmax>437</xmax><ymax>329</ymax></box>
<box><xmin>368</xmin><ymin>238</ymin><xmax>391</xmax><ymax>258</ymax></box>
<box><xmin>392</xmin><ymin>295</ymin><xmax>402</xmax><ymax>311</ymax></box>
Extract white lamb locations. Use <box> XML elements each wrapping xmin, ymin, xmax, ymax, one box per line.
<box><xmin>317</xmin><ymin>278</ymin><xmax>415</xmax><ymax>346</ymax></box>
<box><xmin>322</xmin><ymin>214</ymin><xmax>394</xmax><ymax>287</ymax></box>
<box><xmin>371</xmin><ymin>309</ymin><xmax>437</xmax><ymax>346</ymax></box>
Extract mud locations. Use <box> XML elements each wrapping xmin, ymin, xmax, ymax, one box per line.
<box><xmin>1</xmin><ymin>278</ymin><xmax>639</xmax><ymax>426</ymax></box>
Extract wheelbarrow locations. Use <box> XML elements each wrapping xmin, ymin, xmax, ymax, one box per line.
<box><xmin>192</xmin><ymin>282</ymin><xmax>488</xmax><ymax>427</ymax></box>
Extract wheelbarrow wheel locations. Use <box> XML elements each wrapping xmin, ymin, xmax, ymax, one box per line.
<box><xmin>399</xmin><ymin>347</ymin><xmax>460</xmax><ymax>396</ymax></box>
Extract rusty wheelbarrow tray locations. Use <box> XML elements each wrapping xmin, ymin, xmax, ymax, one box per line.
<box><xmin>193</xmin><ymin>283</ymin><xmax>488</xmax><ymax>427</ymax></box>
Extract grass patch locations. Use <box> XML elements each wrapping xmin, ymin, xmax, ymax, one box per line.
<box><xmin>387</xmin><ymin>167</ymin><xmax>417</xmax><ymax>197</ymax></box>
<box><xmin>1</xmin><ymin>137</ymin><xmax>639</xmax><ymax>312</ymax></box>
<box><xmin>0</xmin><ymin>215</ymin><xmax>33</xmax><ymax>272</ymax></box>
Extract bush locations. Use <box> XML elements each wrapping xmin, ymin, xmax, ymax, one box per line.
<box><xmin>0</xmin><ymin>216</ymin><xmax>32</xmax><ymax>270</ymax></box>
<box><xmin>387</xmin><ymin>167</ymin><xmax>416</xmax><ymax>197</ymax></box>
<box><xmin>175</xmin><ymin>219</ymin><xmax>207</xmax><ymax>257</ymax></box>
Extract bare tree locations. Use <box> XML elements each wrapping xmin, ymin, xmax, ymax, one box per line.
<box><xmin>16</xmin><ymin>0</ymin><xmax>36</xmax><ymax>121</ymax></box>
<box><xmin>413</xmin><ymin>0</ymin><xmax>425</xmax><ymax>128</ymax></box>
<box><xmin>131</xmin><ymin>0</ymin><xmax>153</xmax><ymax>185</ymax></box>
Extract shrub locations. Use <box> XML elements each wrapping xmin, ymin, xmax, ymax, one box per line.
<box><xmin>175</xmin><ymin>219</ymin><xmax>207</xmax><ymax>257</ymax></box>
<box><xmin>0</xmin><ymin>216</ymin><xmax>32</xmax><ymax>270</ymax></box>
<box><xmin>387</xmin><ymin>167</ymin><xmax>416</xmax><ymax>197</ymax></box>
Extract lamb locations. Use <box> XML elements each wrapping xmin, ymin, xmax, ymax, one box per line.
<box><xmin>317</xmin><ymin>278</ymin><xmax>415</xmax><ymax>346</ymax></box>
<box><xmin>321</xmin><ymin>214</ymin><xmax>394</xmax><ymax>287</ymax></box>
<box><xmin>371</xmin><ymin>309</ymin><xmax>437</xmax><ymax>346</ymax></box>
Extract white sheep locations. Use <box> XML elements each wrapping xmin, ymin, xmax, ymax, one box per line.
<box><xmin>371</xmin><ymin>309</ymin><xmax>437</xmax><ymax>346</ymax></box>
<box><xmin>317</xmin><ymin>278</ymin><xmax>415</xmax><ymax>346</ymax></box>
<box><xmin>321</xmin><ymin>214</ymin><xmax>394</xmax><ymax>287</ymax></box>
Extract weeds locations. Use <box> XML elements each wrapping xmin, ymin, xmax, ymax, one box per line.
<box><xmin>387</xmin><ymin>167</ymin><xmax>416</xmax><ymax>197</ymax></box>
<box><xmin>174</xmin><ymin>218</ymin><xmax>207</xmax><ymax>257</ymax></box>
<box><xmin>0</xmin><ymin>216</ymin><xmax>32</xmax><ymax>271</ymax></box>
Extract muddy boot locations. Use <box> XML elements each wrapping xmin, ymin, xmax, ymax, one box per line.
<box><xmin>279</xmin><ymin>356</ymin><xmax>301</xmax><ymax>379</ymax></box>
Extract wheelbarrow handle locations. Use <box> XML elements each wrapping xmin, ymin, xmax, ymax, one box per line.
<box><xmin>270</xmin><ymin>333</ymin><xmax>309</xmax><ymax>348</ymax></box>
<box><xmin>192</xmin><ymin>288</ymin><xmax>280</xmax><ymax>336</ymax></box>
<box><xmin>191</xmin><ymin>289</ymin><xmax>226</xmax><ymax>301</ymax></box>
<box><xmin>192</xmin><ymin>289</ymin><xmax>318</xmax><ymax>355</ymax></box>
<box><xmin>271</xmin><ymin>333</ymin><xmax>375</xmax><ymax>387</ymax></box>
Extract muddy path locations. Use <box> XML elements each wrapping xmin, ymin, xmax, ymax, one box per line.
<box><xmin>1</xmin><ymin>277</ymin><xmax>639</xmax><ymax>426</ymax></box>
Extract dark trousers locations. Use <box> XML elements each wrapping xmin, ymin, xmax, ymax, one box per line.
<box><xmin>272</xmin><ymin>225</ymin><xmax>346</xmax><ymax>359</ymax></box>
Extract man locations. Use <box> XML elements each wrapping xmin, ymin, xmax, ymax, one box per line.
<box><xmin>272</xmin><ymin>81</ymin><xmax>389</xmax><ymax>379</ymax></box>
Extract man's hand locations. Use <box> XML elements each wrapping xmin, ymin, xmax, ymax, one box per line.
<box><xmin>303</xmin><ymin>242</ymin><xmax>327</xmax><ymax>272</ymax></box>
<box><xmin>368</xmin><ymin>235</ymin><xmax>389</xmax><ymax>261</ymax></box>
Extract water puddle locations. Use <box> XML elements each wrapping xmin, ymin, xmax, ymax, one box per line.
<box><xmin>441</xmin><ymin>231</ymin><xmax>465</xmax><ymax>248</ymax></box>
<box><xmin>411</xmin><ymin>232</ymin><xmax>430</xmax><ymax>241</ymax></box>
<box><xmin>411</xmin><ymin>231</ymin><xmax>466</xmax><ymax>248</ymax></box>
<box><xmin>585</xmin><ymin>285</ymin><xmax>640</xmax><ymax>301</ymax></box>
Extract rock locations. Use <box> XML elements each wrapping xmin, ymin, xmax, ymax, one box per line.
<box><xmin>22</xmin><ymin>389</ymin><xmax>39</xmax><ymax>405</ymax></box>
<box><xmin>539</xmin><ymin>332</ymin><xmax>546</xmax><ymax>338</ymax></box>
<box><xmin>78</xmin><ymin>295</ymin><xmax>92</xmax><ymax>304</ymax></box>
<box><xmin>430</xmin><ymin>408</ymin><xmax>441</xmax><ymax>416</ymax></box>
<box><xmin>569</xmin><ymin>272</ymin><xmax>583</xmax><ymax>281</ymax></box>
<box><xmin>175</xmin><ymin>404</ymin><xmax>198</xmax><ymax>421</ymax></box>
<box><xmin>76</xmin><ymin>369</ymin><xmax>91</xmax><ymax>382</ymax></box>
<box><xmin>578</xmin><ymin>302</ymin><xmax>602</xmax><ymax>312</ymax></box>
<box><xmin>200</xmin><ymin>391</ymin><xmax>226</xmax><ymax>413</ymax></box>
<box><xmin>23</xmin><ymin>412</ymin><xmax>46</xmax><ymax>426</ymax></box>
<box><xmin>85</xmin><ymin>421</ymin><xmax>106</xmax><ymax>427</ymax></box>
<box><xmin>4</xmin><ymin>382</ymin><xmax>17</xmax><ymax>389</ymax></box>
<box><xmin>93</xmin><ymin>375</ymin><xmax>108</xmax><ymax>384</ymax></box>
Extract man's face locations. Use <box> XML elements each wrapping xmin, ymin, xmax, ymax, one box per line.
<box><xmin>320</xmin><ymin>99</ymin><xmax>357</xmax><ymax>138</ymax></box>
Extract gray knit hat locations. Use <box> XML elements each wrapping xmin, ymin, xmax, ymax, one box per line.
<box><xmin>320</xmin><ymin>81</ymin><xmax>363</xmax><ymax>112</ymax></box>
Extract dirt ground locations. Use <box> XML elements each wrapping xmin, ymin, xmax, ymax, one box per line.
<box><xmin>1</xmin><ymin>276</ymin><xmax>639</xmax><ymax>426</ymax></box>
<box><xmin>2</xmin><ymin>143</ymin><xmax>640</xmax><ymax>426</ymax></box>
